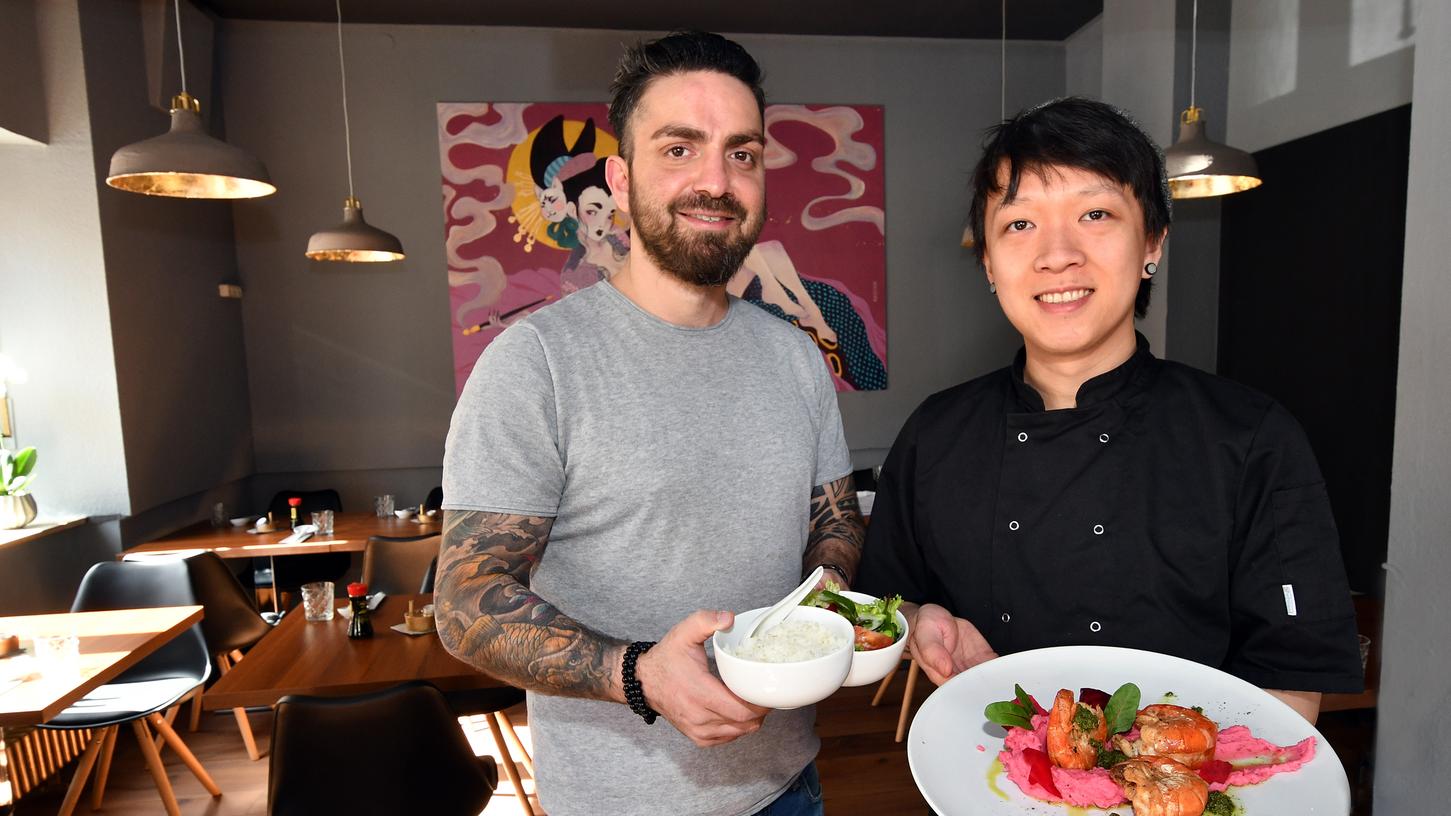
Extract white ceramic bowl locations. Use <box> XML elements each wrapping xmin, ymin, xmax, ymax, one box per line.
<box><xmin>229</xmin><ymin>516</ymin><xmax>254</xmax><ymax>528</ymax></box>
<box><xmin>394</xmin><ymin>508</ymin><xmax>415</xmax><ymax>520</ymax></box>
<box><xmin>838</xmin><ymin>590</ymin><xmax>910</xmax><ymax>687</ymax></box>
<box><xmin>713</xmin><ymin>605</ymin><xmax>853</xmax><ymax>709</ymax></box>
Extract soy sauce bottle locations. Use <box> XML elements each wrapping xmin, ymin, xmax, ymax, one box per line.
<box><xmin>346</xmin><ymin>582</ymin><xmax>373</xmax><ymax>639</ymax></box>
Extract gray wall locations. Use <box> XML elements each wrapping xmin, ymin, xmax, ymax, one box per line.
<box><xmin>79</xmin><ymin>0</ymin><xmax>257</xmax><ymax>517</ymax></box>
<box><xmin>218</xmin><ymin>22</ymin><xmax>1065</xmax><ymax>491</ymax></box>
<box><xmin>0</xmin><ymin>0</ymin><xmax>48</xmax><ymax>144</ymax></box>
<box><xmin>1377</xmin><ymin>0</ymin><xmax>1451</xmax><ymax>808</ymax></box>
<box><xmin>1227</xmin><ymin>0</ymin><xmax>1416</xmax><ymax>153</ymax></box>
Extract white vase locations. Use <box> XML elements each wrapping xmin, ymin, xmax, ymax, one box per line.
<box><xmin>0</xmin><ymin>494</ymin><xmax>37</xmax><ymax>529</ymax></box>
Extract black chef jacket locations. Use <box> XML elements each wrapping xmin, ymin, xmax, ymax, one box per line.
<box><xmin>858</xmin><ymin>335</ymin><xmax>1364</xmax><ymax>693</ymax></box>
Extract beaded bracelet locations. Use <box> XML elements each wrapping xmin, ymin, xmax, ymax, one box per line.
<box><xmin>622</xmin><ymin>641</ymin><xmax>659</xmax><ymax>725</ymax></box>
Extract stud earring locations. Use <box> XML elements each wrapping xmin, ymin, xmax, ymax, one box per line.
<box><xmin>988</xmin><ymin>282</ymin><xmax>997</xmax><ymax>294</ymax></box>
<box><xmin>1144</xmin><ymin>262</ymin><xmax>1158</xmax><ymax>277</ymax></box>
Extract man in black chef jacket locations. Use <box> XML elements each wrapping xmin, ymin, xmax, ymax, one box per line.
<box><xmin>856</xmin><ymin>98</ymin><xmax>1363</xmax><ymax>722</ymax></box>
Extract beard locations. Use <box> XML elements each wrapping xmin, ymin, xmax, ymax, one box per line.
<box><xmin>628</xmin><ymin>187</ymin><xmax>764</xmax><ymax>288</ymax></box>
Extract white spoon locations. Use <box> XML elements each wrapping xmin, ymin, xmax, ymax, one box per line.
<box><xmin>741</xmin><ymin>566</ymin><xmax>825</xmax><ymax>643</ymax></box>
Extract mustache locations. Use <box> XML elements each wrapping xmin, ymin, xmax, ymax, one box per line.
<box><xmin>670</xmin><ymin>192</ymin><xmax>748</xmax><ymax>221</ymax></box>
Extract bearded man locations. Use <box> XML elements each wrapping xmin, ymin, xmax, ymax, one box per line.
<box><xmin>437</xmin><ymin>31</ymin><xmax>864</xmax><ymax>816</ymax></box>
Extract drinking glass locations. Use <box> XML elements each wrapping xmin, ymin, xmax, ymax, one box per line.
<box><xmin>374</xmin><ymin>494</ymin><xmax>395</xmax><ymax>518</ymax></box>
<box><xmin>301</xmin><ymin>582</ymin><xmax>335</xmax><ymax>622</ymax></box>
<box><xmin>310</xmin><ymin>509</ymin><xmax>335</xmax><ymax>536</ymax></box>
<box><xmin>34</xmin><ymin>633</ymin><xmax>80</xmax><ymax>675</ymax></box>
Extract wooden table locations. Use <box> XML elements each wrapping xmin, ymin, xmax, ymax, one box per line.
<box><xmin>120</xmin><ymin>512</ymin><xmax>442</xmax><ymax>560</ymax></box>
<box><xmin>0</xmin><ymin>606</ymin><xmax>204</xmax><ymax>728</ymax></box>
<box><xmin>203</xmin><ymin>594</ymin><xmax>499</xmax><ymax>710</ymax></box>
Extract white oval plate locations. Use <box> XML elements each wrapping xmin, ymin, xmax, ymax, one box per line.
<box><xmin>907</xmin><ymin>645</ymin><xmax>1350</xmax><ymax>816</ymax></box>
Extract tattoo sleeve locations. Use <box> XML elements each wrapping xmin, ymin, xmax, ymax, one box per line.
<box><xmin>804</xmin><ymin>474</ymin><xmax>866</xmax><ymax>585</ymax></box>
<box><xmin>435</xmin><ymin>509</ymin><xmax>627</xmax><ymax>702</ymax></box>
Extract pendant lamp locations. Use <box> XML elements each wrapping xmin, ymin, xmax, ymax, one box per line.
<box><xmin>305</xmin><ymin>0</ymin><xmax>405</xmax><ymax>262</ymax></box>
<box><xmin>106</xmin><ymin>0</ymin><xmax>274</xmax><ymax>198</ymax></box>
<box><xmin>1164</xmin><ymin>0</ymin><xmax>1263</xmax><ymax>199</ymax></box>
<box><xmin>962</xmin><ymin>0</ymin><xmax>1009</xmax><ymax>249</ymax></box>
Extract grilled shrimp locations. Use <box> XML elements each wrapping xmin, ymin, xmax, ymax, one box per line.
<box><xmin>1046</xmin><ymin>688</ymin><xmax>1108</xmax><ymax>770</ymax></box>
<box><xmin>1113</xmin><ymin>704</ymin><xmax>1219</xmax><ymax>769</ymax></box>
<box><xmin>1110</xmin><ymin>756</ymin><xmax>1210</xmax><ymax>816</ymax></box>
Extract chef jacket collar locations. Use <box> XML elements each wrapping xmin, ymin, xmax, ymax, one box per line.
<box><xmin>1010</xmin><ymin>332</ymin><xmax>1157</xmax><ymax>412</ymax></box>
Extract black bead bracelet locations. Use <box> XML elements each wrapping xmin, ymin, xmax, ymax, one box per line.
<box><xmin>622</xmin><ymin>640</ymin><xmax>659</xmax><ymax>725</ymax></box>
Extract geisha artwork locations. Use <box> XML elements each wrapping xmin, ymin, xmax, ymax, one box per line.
<box><xmin>438</xmin><ymin>101</ymin><xmax>887</xmax><ymax>393</ymax></box>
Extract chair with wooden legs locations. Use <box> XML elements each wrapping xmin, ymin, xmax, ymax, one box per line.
<box><xmin>39</xmin><ymin>561</ymin><xmax>221</xmax><ymax>816</ymax></box>
<box><xmin>183</xmin><ymin>551</ymin><xmax>276</xmax><ymax>760</ymax></box>
<box><xmin>269</xmin><ymin>681</ymin><xmax>497</xmax><ymax>816</ymax></box>
<box><xmin>444</xmin><ymin>685</ymin><xmax>537</xmax><ymax>815</ymax></box>
<box><xmin>870</xmin><ymin>648</ymin><xmax>921</xmax><ymax>743</ymax></box>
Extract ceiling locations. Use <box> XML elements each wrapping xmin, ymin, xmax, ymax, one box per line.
<box><xmin>196</xmin><ymin>0</ymin><xmax>1103</xmax><ymax>41</ymax></box>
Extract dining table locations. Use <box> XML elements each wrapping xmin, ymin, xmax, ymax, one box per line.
<box><xmin>202</xmin><ymin>593</ymin><xmax>500</xmax><ymax>710</ymax></box>
<box><xmin>202</xmin><ymin>592</ymin><xmax>532</xmax><ymax>812</ymax></box>
<box><xmin>0</xmin><ymin>605</ymin><xmax>204</xmax><ymax>807</ymax></box>
<box><xmin>119</xmin><ymin>511</ymin><xmax>443</xmax><ymax>560</ymax></box>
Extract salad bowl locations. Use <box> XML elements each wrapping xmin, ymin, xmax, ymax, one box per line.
<box><xmin>837</xmin><ymin>590</ymin><xmax>910</xmax><ymax>687</ymax></box>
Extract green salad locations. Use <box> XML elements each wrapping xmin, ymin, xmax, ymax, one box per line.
<box><xmin>802</xmin><ymin>582</ymin><xmax>904</xmax><ymax>651</ymax></box>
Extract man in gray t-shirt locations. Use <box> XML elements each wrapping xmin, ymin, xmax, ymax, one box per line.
<box><xmin>437</xmin><ymin>32</ymin><xmax>865</xmax><ymax>816</ymax></box>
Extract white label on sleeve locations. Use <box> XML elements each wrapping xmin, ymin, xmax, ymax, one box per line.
<box><xmin>1282</xmin><ymin>584</ymin><xmax>1298</xmax><ymax>616</ymax></box>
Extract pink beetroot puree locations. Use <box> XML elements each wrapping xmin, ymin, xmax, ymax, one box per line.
<box><xmin>999</xmin><ymin>715</ymin><xmax>1127</xmax><ymax>808</ymax></box>
<box><xmin>1210</xmin><ymin>725</ymin><xmax>1317</xmax><ymax>791</ymax></box>
<box><xmin>998</xmin><ymin>714</ymin><xmax>1316</xmax><ymax>806</ymax></box>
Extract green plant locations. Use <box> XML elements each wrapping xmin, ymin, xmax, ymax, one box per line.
<box><xmin>1</xmin><ymin>446</ymin><xmax>36</xmax><ymax>496</ymax></box>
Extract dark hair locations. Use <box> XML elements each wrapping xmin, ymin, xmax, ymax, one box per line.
<box><xmin>529</xmin><ymin>115</ymin><xmax>597</xmax><ymax>190</ymax></box>
<box><xmin>608</xmin><ymin>30</ymin><xmax>766</xmax><ymax>160</ymax></box>
<box><xmin>561</xmin><ymin>157</ymin><xmax>610</xmax><ymax>207</ymax></box>
<box><xmin>968</xmin><ymin>97</ymin><xmax>1171</xmax><ymax>318</ymax></box>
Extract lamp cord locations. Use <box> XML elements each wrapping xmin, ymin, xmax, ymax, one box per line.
<box><xmin>336</xmin><ymin>0</ymin><xmax>355</xmax><ymax>200</ymax></box>
<box><xmin>1190</xmin><ymin>0</ymin><xmax>1198</xmax><ymax>111</ymax></box>
<box><xmin>174</xmin><ymin>0</ymin><xmax>187</xmax><ymax>96</ymax></box>
<box><xmin>1000</xmin><ymin>0</ymin><xmax>1006</xmax><ymax>120</ymax></box>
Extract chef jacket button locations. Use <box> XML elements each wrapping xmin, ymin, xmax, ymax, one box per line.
<box><xmin>1090</xmin><ymin>621</ymin><xmax>1102</xmax><ymax>633</ymax></box>
<box><xmin>1009</xmin><ymin>520</ymin><xmax>1020</xmax><ymax>531</ymax></box>
<box><xmin>1099</xmin><ymin>433</ymin><xmax>1110</xmax><ymax>443</ymax></box>
<box><xmin>1017</xmin><ymin>432</ymin><xmax>1028</xmax><ymax>442</ymax></box>
<box><xmin>1002</xmin><ymin>612</ymin><xmax>1011</xmax><ymax>623</ymax></box>
<box><xmin>1093</xmin><ymin>524</ymin><xmax>1105</xmax><ymax>535</ymax></box>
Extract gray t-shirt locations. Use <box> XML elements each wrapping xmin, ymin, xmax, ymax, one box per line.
<box><xmin>442</xmin><ymin>281</ymin><xmax>852</xmax><ymax>816</ymax></box>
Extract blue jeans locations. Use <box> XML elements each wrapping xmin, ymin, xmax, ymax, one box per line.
<box><xmin>752</xmin><ymin>763</ymin><xmax>824</xmax><ymax>816</ymax></box>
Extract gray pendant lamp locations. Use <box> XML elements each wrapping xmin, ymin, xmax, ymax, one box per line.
<box><xmin>305</xmin><ymin>0</ymin><xmax>404</xmax><ymax>262</ymax></box>
<box><xmin>106</xmin><ymin>0</ymin><xmax>274</xmax><ymax>199</ymax></box>
<box><xmin>962</xmin><ymin>0</ymin><xmax>1009</xmax><ymax>249</ymax></box>
<box><xmin>1164</xmin><ymin>0</ymin><xmax>1263</xmax><ymax>199</ymax></box>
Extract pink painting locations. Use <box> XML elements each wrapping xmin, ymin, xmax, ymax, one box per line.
<box><xmin>438</xmin><ymin>102</ymin><xmax>886</xmax><ymax>392</ymax></box>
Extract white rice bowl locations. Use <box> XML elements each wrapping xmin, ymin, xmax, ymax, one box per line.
<box><xmin>713</xmin><ymin>604</ymin><xmax>854</xmax><ymax>709</ymax></box>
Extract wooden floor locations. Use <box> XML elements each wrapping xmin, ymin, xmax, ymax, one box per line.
<box><xmin>16</xmin><ymin>669</ymin><xmax>939</xmax><ymax>815</ymax></box>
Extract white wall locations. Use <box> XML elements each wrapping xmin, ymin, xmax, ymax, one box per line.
<box><xmin>1228</xmin><ymin>0</ymin><xmax>1417</xmax><ymax>152</ymax></box>
<box><xmin>218</xmin><ymin>23</ymin><xmax>1065</xmax><ymax>483</ymax></box>
<box><xmin>1376</xmin><ymin>0</ymin><xmax>1451</xmax><ymax>808</ymax></box>
<box><xmin>0</xmin><ymin>0</ymin><xmax>130</xmax><ymax>517</ymax></box>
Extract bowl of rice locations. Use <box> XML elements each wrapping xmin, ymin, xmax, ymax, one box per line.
<box><xmin>713</xmin><ymin>605</ymin><xmax>854</xmax><ymax>709</ymax></box>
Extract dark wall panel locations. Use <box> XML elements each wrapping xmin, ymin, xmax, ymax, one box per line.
<box><xmin>1219</xmin><ymin>105</ymin><xmax>1410</xmax><ymax>594</ymax></box>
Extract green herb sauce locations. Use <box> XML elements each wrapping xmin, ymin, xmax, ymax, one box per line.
<box><xmin>1204</xmin><ymin>790</ymin><xmax>1237</xmax><ymax>815</ymax></box>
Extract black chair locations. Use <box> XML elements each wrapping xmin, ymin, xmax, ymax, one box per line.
<box><xmin>40</xmin><ymin>561</ymin><xmax>221</xmax><ymax>816</ymax></box>
<box><xmin>183</xmin><ymin>552</ymin><xmax>275</xmax><ymax>761</ymax></box>
<box><xmin>443</xmin><ymin>685</ymin><xmax>536</xmax><ymax>814</ymax></box>
<box><xmin>359</xmin><ymin>534</ymin><xmax>440</xmax><ymax>596</ymax></box>
<box><xmin>424</xmin><ymin>485</ymin><xmax>444</xmax><ymax>511</ymax></box>
<box><xmin>268</xmin><ymin>681</ymin><xmax>497</xmax><ymax>816</ymax></box>
<box><xmin>420</xmin><ymin>555</ymin><xmax>438</xmax><ymax>594</ymax></box>
<box><xmin>260</xmin><ymin>489</ymin><xmax>349</xmax><ymax>605</ymax></box>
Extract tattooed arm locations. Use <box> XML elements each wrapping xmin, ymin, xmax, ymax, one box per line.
<box><xmin>803</xmin><ymin>474</ymin><xmax>866</xmax><ymax>586</ymax></box>
<box><xmin>435</xmin><ymin>509</ymin><xmax>628</xmax><ymax>702</ymax></box>
<box><xmin>436</xmin><ymin>509</ymin><xmax>769</xmax><ymax>744</ymax></box>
